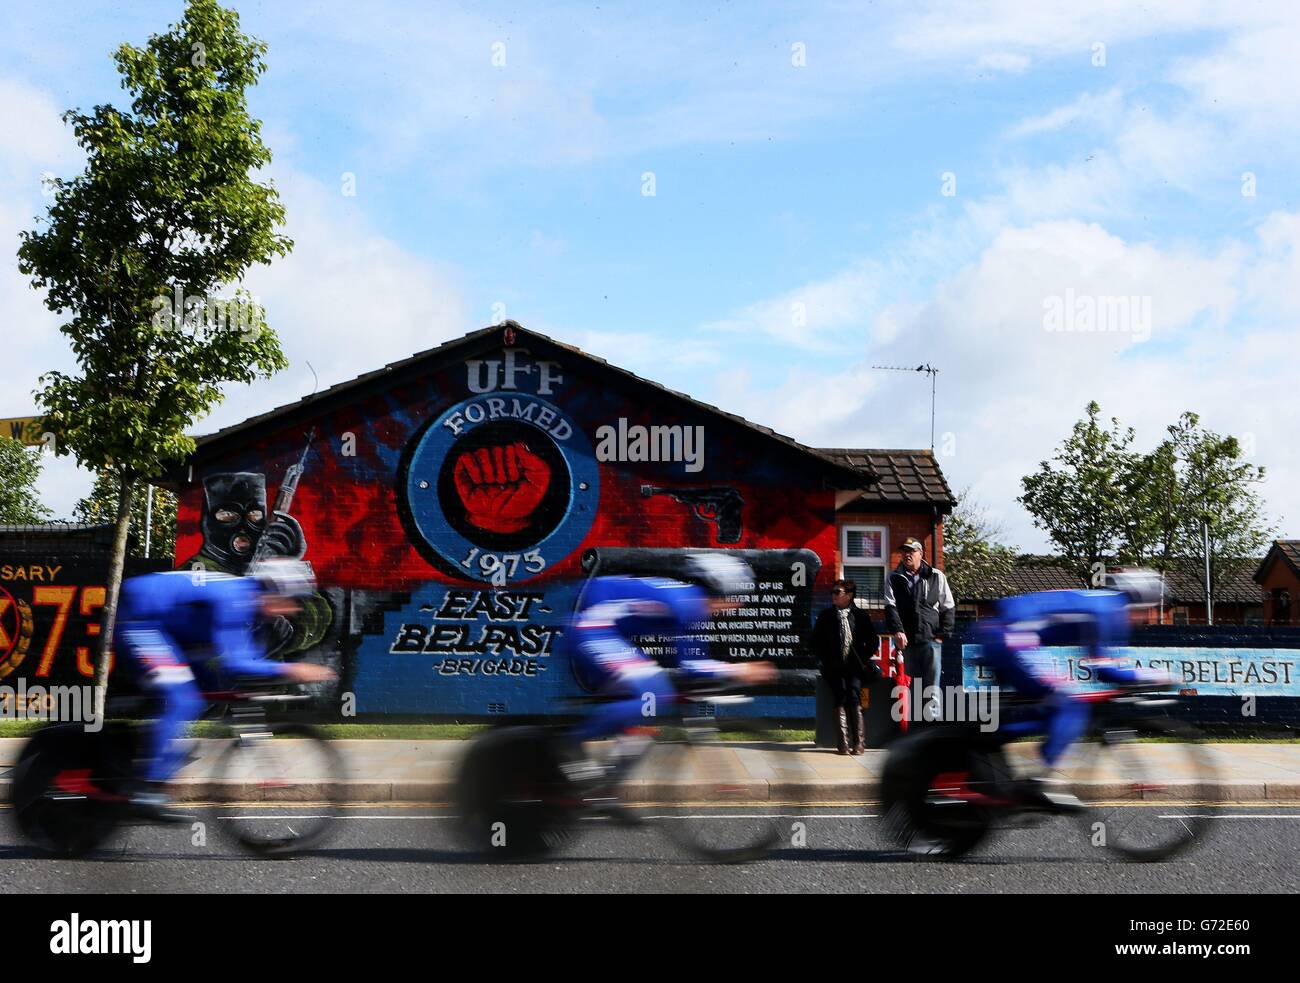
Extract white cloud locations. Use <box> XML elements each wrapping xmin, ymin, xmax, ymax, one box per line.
<box><xmin>893</xmin><ymin>1</ymin><xmax>1247</xmax><ymax>63</ymax></box>
<box><xmin>972</xmin><ymin>154</ymin><xmax>1130</xmax><ymax>227</ymax></box>
<box><xmin>566</xmin><ymin>328</ymin><xmax>724</xmax><ymax>372</ymax></box>
<box><xmin>251</xmin><ymin>3</ymin><xmax>933</xmax><ymax>174</ymax></box>
<box><xmin>908</xmin><ymin>2</ymin><xmax>1299</xmax><ymax>211</ymax></box>
<box><xmin>1110</xmin><ymin>106</ymin><xmax>1223</xmax><ymax>194</ymax></box>
<box><xmin>196</xmin><ymin>168</ymin><xmax>469</xmax><ymax>432</ymax></box>
<box><xmin>698</xmin><ymin>215</ymin><xmax>1296</xmax><ymax>549</ymax></box>
<box><xmin>0</xmin><ymin>78</ymin><xmax>89</xmax><ymax>518</ymax></box>
<box><xmin>712</xmin><ymin>362</ymin><xmax>885</xmax><ymax>447</ymax></box>
<box><xmin>1006</xmin><ymin>88</ymin><xmax>1123</xmax><ymax>139</ymax></box>
<box><xmin>0</xmin><ymin>80</ymin><xmax>77</xmax><ymax>179</ymax></box>
<box><xmin>1171</xmin><ymin>20</ymin><xmax>1300</xmax><ymax>127</ymax></box>
<box><xmin>700</xmin><ymin>261</ymin><xmax>885</xmax><ymax>351</ymax></box>
<box><xmin>1244</xmin><ymin>211</ymin><xmax>1300</xmax><ymax>316</ymax></box>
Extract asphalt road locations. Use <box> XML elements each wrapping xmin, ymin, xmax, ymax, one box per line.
<box><xmin>1</xmin><ymin>804</ymin><xmax>1297</xmax><ymax>893</ymax></box>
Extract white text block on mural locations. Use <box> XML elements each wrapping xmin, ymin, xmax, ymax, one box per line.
<box><xmin>962</xmin><ymin>645</ymin><xmax>1300</xmax><ymax>697</ymax></box>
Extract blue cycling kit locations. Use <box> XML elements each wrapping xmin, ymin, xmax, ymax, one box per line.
<box><xmin>977</xmin><ymin>589</ymin><xmax>1145</xmax><ymax>765</ymax></box>
<box><xmin>569</xmin><ymin>575</ymin><xmax>731</xmax><ymax>742</ymax></box>
<box><xmin>115</xmin><ymin>571</ymin><xmax>292</xmax><ymax>783</ymax></box>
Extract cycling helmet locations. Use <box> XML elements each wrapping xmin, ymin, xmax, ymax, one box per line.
<box><xmin>682</xmin><ymin>552</ymin><xmax>754</xmax><ymax>598</ymax></box>
<box><xmin>1104</xmin><ymin>568</ymin><xmax>1164</xmax><ymax>607</ymax></box>
<box><xmin>249</xmin><ymin>557</ymin><xmax>316</xmax><ymax>599</ymax></box>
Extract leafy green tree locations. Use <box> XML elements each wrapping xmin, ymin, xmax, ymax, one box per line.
<box><xmin>944</xmin><ymin>489</ymin><xmax>1016</xmax><ymax>602</ymax></box>
<box><xmin>1125</xmin><ymin>438</ymin><xmax>1181</xmax><ymax>572</ymax></box>
<box><xmin>1018</xmin><ymin>401</ymin><xmax>1143</xmax><ymax>584</ymax></box>
<box><xmin>75</xmin><ymin>472</ymin><xmax>177</xmax><ymax>561</ymax></box>
<box><xmin>17</xmin><ymin>0</ymin><xmax>292</xmax><ymax>706</ymax></box>
<box><xmin>0</xmin><ymin>436</ymin><xmax>54</xmax><ymax>524</ymax></box>
<box><xmin>1161</xmin><ymin>413</ymin><xmax>1271</xmax><ymax>619</ymax></box>
<box><xmin>1022</xmin><ymin>406</ymin><xmax>1273</xmax><ymax>620</ymax></box>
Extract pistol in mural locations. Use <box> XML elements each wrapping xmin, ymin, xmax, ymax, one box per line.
<box><xmin>184</xmin><ymin>432</ymin><xmax>332</xmax><ymax>658</ymax></box>
<box><xmin>640</xmin><ymin>484</ymin><xmax>745</xmax><ymax>544</ymax></box>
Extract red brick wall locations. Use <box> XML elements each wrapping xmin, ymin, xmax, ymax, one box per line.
<box><xmin>1258</xmin><ymin>558</ymin><xmax>1299</xmax><ymax>625</ymax></box>
<box><xmin>176</xmin><ymin>363</ymin><xmax>846</xmax><ymax>590</ymax></box>
<box><xmin>832</xmin><ymin>509</ymin><xmax>944</xmax><ymax>577</ymax></box>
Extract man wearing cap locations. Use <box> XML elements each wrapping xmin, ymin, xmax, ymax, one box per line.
<box><xmin>884</xmin><ymin>537</ymin><xmax>956</xmax><ymax>722</ymax></box>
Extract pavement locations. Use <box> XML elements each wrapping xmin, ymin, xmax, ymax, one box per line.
<box><xmin>3</xmin><ymin>736</ymin><xmax>1297</xmax><ymax>805</ymax></box>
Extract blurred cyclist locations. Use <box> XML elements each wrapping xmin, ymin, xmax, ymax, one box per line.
<box><xmin>565</xmin><ymin>554</ymin><xmax>776</xmax><ymax>795</ymax></box>
<box><xmin>115</xmin><ymin>558</ymin><xmax>335</xmax><ymax>819</ymax></box>
<box><xmin>976</xmin><ymin>569</ymin><xmax>1172</xmax><ymax>812</ymax></box>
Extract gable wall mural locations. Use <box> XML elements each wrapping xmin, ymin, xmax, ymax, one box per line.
<box><xmin>175</xmin><ymin>341</ymin><xmax>841</xmax><ymax>715</ymax></box>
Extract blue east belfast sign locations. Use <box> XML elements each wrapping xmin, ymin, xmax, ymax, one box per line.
<box><xmin>962</xmin><ymin>645</ymin><xmax>1300</xmax><ymax>698</ymax></box>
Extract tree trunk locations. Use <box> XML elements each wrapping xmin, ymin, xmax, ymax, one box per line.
<box><xmin>93</xmin><ymin>472</ymin><xmax>135</xmax><ymax>721</ymax></box>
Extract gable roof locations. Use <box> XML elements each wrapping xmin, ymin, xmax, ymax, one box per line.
<box><xmin>172</xmin><ymin>323</ymin><xmax>873</xmax><ymax>490</ymax></box>
<box><xmin>1255</xmin><ymin>540</ymin><xmax>1300</xmax><ymax>584</ymax></box>
<box><xmin>818</xmin><ymin>448</ymin><xmax>955</xmax><ymax>511</ymax></box>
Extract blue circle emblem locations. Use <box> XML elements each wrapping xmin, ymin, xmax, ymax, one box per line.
<box><xmin>403</xmin><ymin>394</ymin><xmax>599</xmax><ymax>583</ymax></box>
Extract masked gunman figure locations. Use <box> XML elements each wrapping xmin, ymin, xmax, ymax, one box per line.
<box><xmin>183</xmin><ymin>472</ymin><xmax>331</xmax><ymax>657</ymax></box>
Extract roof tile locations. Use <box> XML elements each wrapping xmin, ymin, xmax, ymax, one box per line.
<box><xmin>818</xmin><ymin>448</ymin><xmax>955</xmax><ymax>509</ymax></box>
<box><xmin>957</xmin><ymin>556</ymin><xmax>1265</xmax><ymax>605</ymax></box>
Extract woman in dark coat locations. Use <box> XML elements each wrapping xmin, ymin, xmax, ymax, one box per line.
<box><xmin>810</xmin><ymin>579</ymin><xmax>882</xmax><ymax>754</ymax></box>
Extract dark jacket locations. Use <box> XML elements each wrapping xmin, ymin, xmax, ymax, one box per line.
<box><xmin>811</xmin><ymin>604</ymin><xmax>882</xmax><ymax>685</ymax></box>
<box><xmin>884</xmin><ymin>560</ymin><xmax>956</xmax><ymax>647</ymax></box>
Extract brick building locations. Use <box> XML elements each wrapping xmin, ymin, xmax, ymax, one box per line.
<box><xmin>816</xmin><ymin>449</ymin><xmax>954</xmax><ymax>610</ymax></box>
<box><xmin>1255</xmin><ymin>540</ymin><xmax>1300</xmax><ymax>626</ymax></box>
<box><xmin>158</xmin><ymin>323</ymin><xmax>952</xmax><ymax>716</ymax></box>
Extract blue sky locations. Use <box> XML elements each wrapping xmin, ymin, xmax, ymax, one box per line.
<box><xmin>2</xmin><ymin>1</ymin><xmax>1296</xmax><ymax>548</ymax></box>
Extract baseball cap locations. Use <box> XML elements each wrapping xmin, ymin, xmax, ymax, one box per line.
<box><xmin>900</xmin><ymin>537</ymin><xmax>924</xmax><ymax>552</ymax></box>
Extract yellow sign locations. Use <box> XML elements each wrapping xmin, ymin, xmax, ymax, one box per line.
<box><xmin>0</xmin><ymin>417</ymin><xmax>49</xmax><ymax>447</ymax></box>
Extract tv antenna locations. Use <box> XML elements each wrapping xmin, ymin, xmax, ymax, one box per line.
<box><xmin>871</xmin><ymin>363</ymin><xmax>939</xmax><ymax>450</ymax></box>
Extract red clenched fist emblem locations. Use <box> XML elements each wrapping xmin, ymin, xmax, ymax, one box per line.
<box><xmin>452</xmin><ymin>441</ymin><xmax>551</xmax><ymax>533</ymax></box>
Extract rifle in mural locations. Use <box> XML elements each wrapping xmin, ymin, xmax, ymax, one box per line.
<box><xmin>253</xmin><ymin>429</ymin><xmax>316</xmax><ymax>563</ymax></box>
<box><xmin>640</xmin><ymin>484</ymin><xmax>745</xmax><ymax>544</ymax></box>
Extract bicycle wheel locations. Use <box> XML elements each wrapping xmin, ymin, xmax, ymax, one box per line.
<box><xmin>211</xmin><ymin>723</ymin><xmax>345</xmax><ymax>857</ymax></box>
<box><xmin>1070</xmin><ymin>717</ymin><xmax>1218</xmax><ymax>862</ymax></box>
<box><xmin>10</xmin><ymin>724</ymin><xmax>131</xmax><ymax>857</ymax></box>
<box><xmin>454</xmin><ymin>727</ymin><xmax>580</xmax><ymax>861</ymax></box>
<box><xmin>647</xmin><ymin>710</ymin><xmax>783</xmax><ymax>863</ymax></box>
<box><xmin>879</xmin><ymin>727</ymin><xmax>997</xmax><ymax>860</ymax></box>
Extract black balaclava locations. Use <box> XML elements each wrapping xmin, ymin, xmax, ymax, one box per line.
<box><xmin>200</xmin><ymin>472</ymin><xmax>268</xmax><ymax>573</ymax></box>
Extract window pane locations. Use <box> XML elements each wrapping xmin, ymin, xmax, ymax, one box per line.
<box><xmin>845</xmin><ymin>567</ymin><xmax>884</xmax><ymax>602</ymax></box>
<box><xmin>844</xmin><ymin>528</ymin><xmax>883</xmax><ymax>560</ymax></box>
